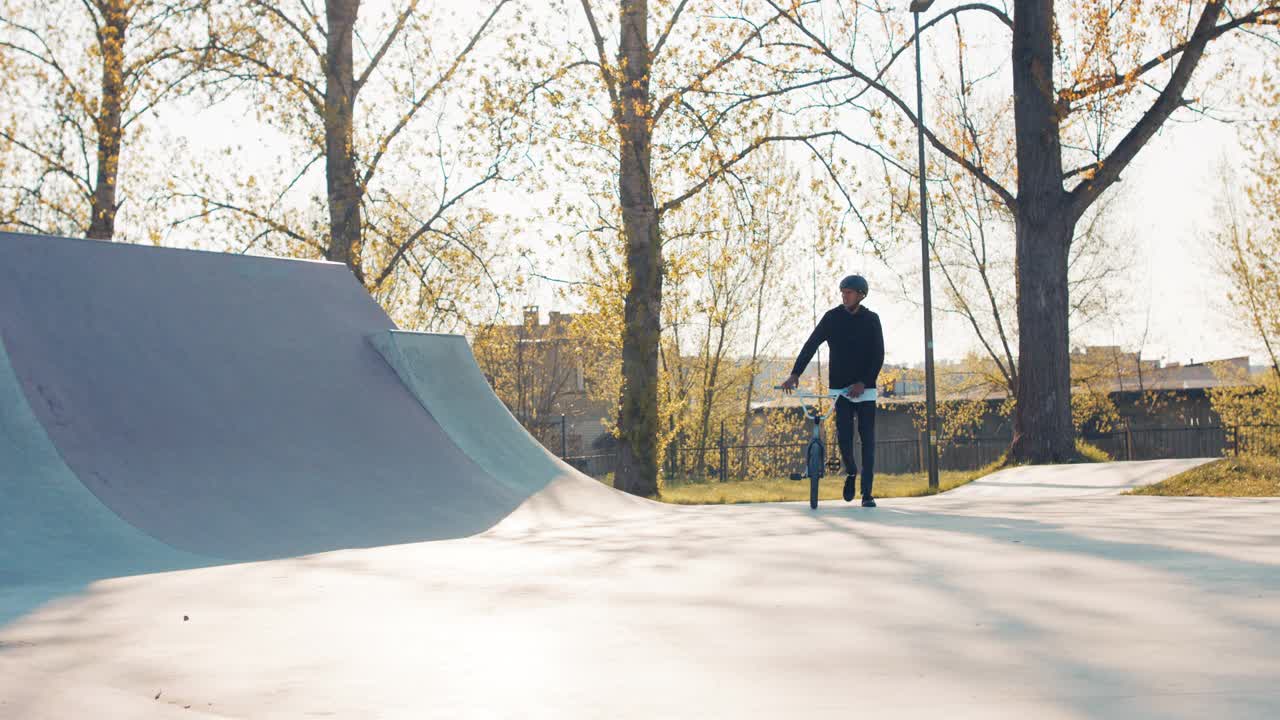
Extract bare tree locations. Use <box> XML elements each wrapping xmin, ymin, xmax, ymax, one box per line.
<box><xmin>541</xmin><ymin>0</ymin><xmax>843</xmax><ymax>495</ymax></box>
<box><xmin>760</xmin><ymin>0</ymin><xmax>1280</xmax><ymax>462</ymax></box>
<box><xmin>735</xmin><ymin>146</ymin><xmax>800</xmax><ymax>478</ymax></box>
<box><xmin>925</xmin><ymin>161</ymin><xmax>1132</xmax><ymax>401</ymax></box>
<box><xmin>174</xmin><ymin>0</ymin><xmax>523</xmax><ymax>328</ymax></box>
<box><xmin>0</xmin><ymin>0</ymin><xmax>208</xmax><ymax>240</ymax></box>
<box><xmin>1214</xmin><ymin>161</ymin><xmax>1280</xmax><ymax>379</ymax></box>
<box><xmin>473</xmin><ymin>311</ymin><xmax>600</xmax><ymax>444</ymax></box>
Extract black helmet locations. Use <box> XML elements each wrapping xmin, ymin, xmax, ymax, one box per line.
<box><xmin>839</xmin><ymin>274</ymin><xmax>869</xmax><ymax>294</ymax></box>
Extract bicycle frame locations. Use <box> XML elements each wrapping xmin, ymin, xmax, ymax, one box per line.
<box><xmin>791</xmin><ymin>393</ymin><xmax>832</xmax><ymax>438</ymax></box>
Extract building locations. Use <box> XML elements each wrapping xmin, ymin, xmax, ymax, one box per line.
<box><xmin>476</xmin><ymin>306</ymin><xmax>613</xmax><ymax>458</ymax></box>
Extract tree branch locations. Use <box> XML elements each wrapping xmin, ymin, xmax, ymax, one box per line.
<box><xmin>358</xmin><ymin>0</ymin><xmax>510</xmax><ymax>188</ymax></box>
<box><xmin>804</xmin><ymin>138</ymin><xmax>876</xmax><ymax>243</ymax></box>
<box><xmin>660</xmin><ymin>130</ymin><xmax>906</xmax><ymax>215</ymax></box>
<box><xmin>206</xmin><ymin>41</ymin><xmax>325</xmax><ymax>113</ymax></box>
<box><xmin>354</xmin><ymin>0</ymin><xmax>421</xmax><ymax>95</ymax></box>
<box><xmin>370</xmin><ymin>161</ymin><xmax>504</xmax><ymax>288</ymax></box>
<box><xmin>1057</xmin><ymin>6</ymin><xmax>1280</xmax><ymax>111</ymax></box>
<box><xmin>0</xmin><ymin>35</ymin><xmax>85</xmax><ymax>112</ymax></box>
<box><xmin>654</xmin><ymin>9</ymin><xmax>784</xmax><ymax>124</ymax></box>
<box><xmin>652</xmin><ymin>0</ymin><xmax>689</xmax><ymax>59</ymax></box>
<box><xmin>0</xmin><ymin>128</ymin><xmax>93</xmax><ymax>197</ymax></box>
<box><xmin>868</xmin><ymin>3</ymin><xmax>1013</xmax><ymax>96</ymax></box>
<box><xmin>765</xmin><ymin>0</ymin><xmax>1017</xmax><ymax>210</ymax></box>
<box><xmin>248</xmin><ymin>0</ymin><xmax>324</xmax><ymax>62</ymax></box>
<box><xmin>578</xmin><ymin>0</ymin><xmax>620</xmax><ymax>112</ymax></box>
<box><xmin>1067</xmin><ymin>1</ymin><xmax>1230</xmax><ymax>219</ymax></box>
<box><xmin>168</xmin><ymin>192</ymin><xmax>323</xmax><ymax>253</ymax></box>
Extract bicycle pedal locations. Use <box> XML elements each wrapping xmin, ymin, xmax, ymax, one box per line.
<box><xmin>789</xmin><ymin>472</ymin><xmax>804</xmax><ymax>481</ymax></box>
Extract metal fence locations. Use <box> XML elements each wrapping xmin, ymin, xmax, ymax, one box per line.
<box><xmin>1230</xmin><ymin>425</ymin><xmax>1280</xmax><ymax>457</ymax></box>
<box><xmin>523</xmin><ymin>415</ymin><xmax>571</xmax><ymax>457</ymax></box>
<box><xmin>552</xmin><ymin>424</ymin><xmax>1280</xmax><ymax>484</ymax></box>
<box><xmin>560</xmin><ymin>453</ymin><xmax>618</xmax><ymax>479</ymax></box>
<box><xmin>656</xmin><ymin>434</ymin><xmax>1006</xmax><ymax>484</ymax></box>
<box><xmin>1082</xmin><ymin>426</ymin><xmax>1231</xmax><ymax>461</ymax></box>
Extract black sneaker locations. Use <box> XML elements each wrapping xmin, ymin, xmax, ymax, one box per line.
<box><xmin>861</xmin><ymin>496</ymin><xmax>877</xmax><ymax>508</ymax></box>
<box><xmin>842</xmin><ymin>475</ymin><xmax>856</xmax><ymax>502</ymax></box>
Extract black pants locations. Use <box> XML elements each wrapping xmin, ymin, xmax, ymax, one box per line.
<box><xmin>835</xmin><ymin>398</ymin><xmax>876</xmax><ymax>497</ymax></box>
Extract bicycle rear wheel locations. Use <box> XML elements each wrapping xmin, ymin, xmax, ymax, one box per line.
<box><xmin>806</xmin><ymin>440</ymin><xmax>824</xmax><ymax>509</ymax></box>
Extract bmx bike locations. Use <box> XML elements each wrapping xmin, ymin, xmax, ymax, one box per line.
<box><xmin>774</xmin><ymin>385</ymin><xmax>879</xmax><ymax>508</ymax></box>
<box><xmin>773</xmin><ymin>387</ymin><xmax>849</xmax><ymax>509</ymax></box>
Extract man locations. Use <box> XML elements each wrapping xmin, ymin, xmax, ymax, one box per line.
<box><xmin>781</xmin><ymin>274</ymin><xmax>884</xmax><ymax>507</ymax></box>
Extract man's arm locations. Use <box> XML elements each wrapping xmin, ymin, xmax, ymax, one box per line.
<box><xmin>783</xmin><ymin>315</ymin><xmax>828</xmax><ymax>391</ymax></box>
<box><xmin>864</xmin><ymin>313</ymin><xmax>885</xmax><ymax>386</ymax></box>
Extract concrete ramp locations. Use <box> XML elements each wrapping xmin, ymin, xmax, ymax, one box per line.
<box><xmin>369</xmin><ymin>330</ymin><xmax>651</xmax><ymax>529</ymax></box>
<box><xmin>0</xmin><ymin>330</ymin><xmax>204</xmax><ymax>587</ymax></box>
<box><xmin>0</xmin><ymin>232</ymin><xmax>540</xmax><ymax>564</ymax></box>
<box><xmin>942</xmin><ymin>458</ymin><xmax>1217</xmax><ymax>498</ymax></box>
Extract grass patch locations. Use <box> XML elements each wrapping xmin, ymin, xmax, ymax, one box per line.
<box><xmin>981</xmin><ymin>441</ymin><xmax>1107</xmax><ymax>473</ymax></box>
<box><xmin>656</xmin><ymin>462</ymin><xmax>999</xmax><ymax>505</ymax></box>
<box><xmin>1127</xmin><ymin>453</ymin><xmax>1280</xmax><ymax>497</ymax></box>
<box><xmin>1074</xmin><ymin>439</ymin><xmax>1111</xmax><ymax>463</ymax></box>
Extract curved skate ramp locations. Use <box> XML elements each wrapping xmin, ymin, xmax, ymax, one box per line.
<box><xmin>370</xmin><ymin>331</ymin><xmax>651</xmax><ymax>527</ymax></box>
<box><xmin>0</xmin><ymin>232</ymin><xmax>534</xmax><ymax>561</ymax></box>
<box><xmin>0</xmin><ymin>332</ymin><xmax>205</xmax><ymax>586</ymax></box>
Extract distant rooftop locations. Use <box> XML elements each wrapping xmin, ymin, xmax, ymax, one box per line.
<box><xmin>750</xmin><ymin>354</ymin><xmax>1267</xmax><ymax>411</ymax></box>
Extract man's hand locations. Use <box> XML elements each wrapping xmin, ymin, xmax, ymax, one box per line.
<box><xmin>847</xmin><ymin>382</ymin><xmax>866</xmax><ymax>398</ymax></box>
<box><xmin>780</xmin><ymin>374</ymin><xmax>800</xmax><ymax>394</ymax></box>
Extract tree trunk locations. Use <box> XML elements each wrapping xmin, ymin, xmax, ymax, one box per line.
<box><xmin>740</xmin><ymin>232</ymin><xmax>775</xmax><ymax>478</ymax></box>
<box><xmin>1008</xmin><ymin>0</ymin><xmax>1076</xmax><ymax>463</ymax></box>
<box><xmin>693</xmin><ymin>322</ymin><xmax>727</xmax><ymax>480</ymax></box>
<box><xmin>87</xmin><ymin>0</ymin><xmax>127</xmax><ymax>241</ymax></box>
<box><xmin>1011</xmin><ymin>210</ymin><xmax>1076</xmax><ymax>462</ymax></box>
<box><xmin>738</xmin><ymin>374</ymin><xmax>756</xmax><ymax>479</ymax></box>
<box><xmin>614</xmin><ymin>0</ymin><xmax>661</xmax><ymax>497</ymax></box>
<box><xmin>324</xmin><ymin>0</ymin><xmax>364</xmax><ymax>283</ymax></box>
<box><xmin>738</xmin><ymin>336</ymin><xmax>762</xmax><ymax>480</ymax></box>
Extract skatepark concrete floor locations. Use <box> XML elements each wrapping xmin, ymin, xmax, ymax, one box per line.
<box><xmin>3</xmin><ymin>458</ymin><xmax>1279</xmax><ymax>720</ymax></box>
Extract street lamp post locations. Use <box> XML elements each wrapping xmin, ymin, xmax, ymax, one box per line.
<box><xmin>909</xmin><ymin>0</ymin><xmax>940</xmax><ymax>491</ymax></box>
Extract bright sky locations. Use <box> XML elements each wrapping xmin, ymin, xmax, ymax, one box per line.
<box><xmin>499</xmin><ymin>111</ymin><xmax>1263</xmax><ymax>371</ymax></box>
<box><xmin>868</xmin><ymin>115</ymin><xmax>1261</xmax><ymax>370</ymax></box>
<box><xmin>156</xmin><ymin>0</ymin><xmax>1269</xmax><ymax>372</ymax></box>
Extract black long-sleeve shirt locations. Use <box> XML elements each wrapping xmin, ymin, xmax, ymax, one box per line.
<box><xmin>790</xmin><ymin>305</ymin><xmax>885</xmax><ymax>390</ymax></box>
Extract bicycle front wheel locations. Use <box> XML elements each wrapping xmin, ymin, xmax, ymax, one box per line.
<box><xmin>806</xmin><ymin>440</ymin><xmax>824</xmax><ymax>509</ymax></box>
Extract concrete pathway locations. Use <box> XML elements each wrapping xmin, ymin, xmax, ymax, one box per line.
<box><xmin>944</xmin><ymin>457</ymin><xmax>1219</xmax><ymax>497</ymax></box>
<box><xmin>4</xmin><ymin>462</ymin><xmax>1278</xmax><ymax>719</ymax></box>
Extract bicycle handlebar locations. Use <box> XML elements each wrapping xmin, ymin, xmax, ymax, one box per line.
<box><xmin>771</xmin><ymin>386</ymin><xmax>835</xmax><ymax>420</ymax></box>
<box><xmin>772</xmin><ymin>385</ymin><xmax>878</xmax><ymax>402</ymax></box>
<box><xmin>770</xmin><ymin>385</ymin><xmax>878</xmax><ymax>424</ymax></box>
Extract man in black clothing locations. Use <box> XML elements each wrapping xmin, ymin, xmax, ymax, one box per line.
<box><xmin>780</xmin><ymin>274</ymin><xmax>885</xmax><ymax>507</ymax></box>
